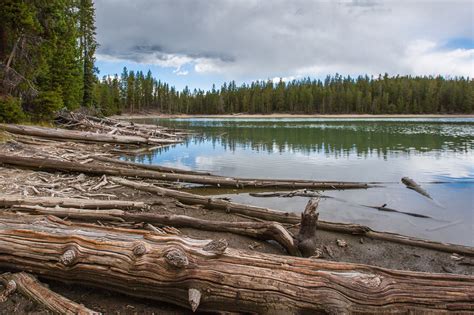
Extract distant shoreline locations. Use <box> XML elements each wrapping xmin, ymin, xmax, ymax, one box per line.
<box><xmin>112</xmin><ymin>113</ymin><xmax>474</xmax><ymax>119</ymax></box>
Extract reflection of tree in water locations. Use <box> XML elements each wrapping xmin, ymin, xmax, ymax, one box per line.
<box><xmin>127</xmin><ymin>120</ymin><xmax>474</xmax><ymax>162</ymax></box>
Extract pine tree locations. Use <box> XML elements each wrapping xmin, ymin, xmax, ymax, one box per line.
<box><xmin>79</xmin><ymin>0</ymin><xmax>97</xmax><ymax>108</ymax></box>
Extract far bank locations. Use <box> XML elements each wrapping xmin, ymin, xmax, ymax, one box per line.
<box><xmin>112</xmin><ymin>112</ymin><xmax>474</xmax><ymax>120</ymax></box>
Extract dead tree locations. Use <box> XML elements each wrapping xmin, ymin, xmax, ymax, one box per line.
<box><xmin>0</xmin><ymin>214</ymin><xmax>472</xmax><ymax>314</ymax></box>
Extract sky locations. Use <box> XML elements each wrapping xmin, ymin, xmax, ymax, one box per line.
<box><xmin>95</xmin><ymin>0</ymin><xmax>474</xmax><ymax>91</ymax></box>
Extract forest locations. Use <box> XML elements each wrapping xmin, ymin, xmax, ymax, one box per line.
<box><xmin>1</xmin><ymin>1</ymin><xmax>473</xmax><ymax>122</ymax></box>
<box><xmin>0</xmin><ymin>0</ymin><xmax>96</xmax><ymax>122</ymax></box>
<box><xmin>97</xmin><ymin>71</ymin><xmax>473</xmax><ymax>115</ymax></box>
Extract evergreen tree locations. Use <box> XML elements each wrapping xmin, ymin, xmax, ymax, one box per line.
<box><xmin>79</xmin><ymin>0</ymin><xmax>97</xmax><ymax>108</ymax></box>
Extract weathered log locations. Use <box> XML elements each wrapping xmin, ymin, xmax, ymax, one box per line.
<box><xmin>0</xmin><ymin>153</ymin><xmax>373</xmax><ymax>190</ymax></box>
<box><xmin>0</xmin><ymin>214</ymin><xmax>472</xmax><ymax>314</ymax></box>
<box><xmin>0</xmin><ymin>272</ymin><xmax>99</xmax><ymax>314</ymax></box>
<box><xmin>61</xmin><ymin>115</ymin><xmax>181</xmax><ymax>140</ymax></box>
<box><xmin>111</xmin><ymin>176</ymin><xmax>300</xmax><ymax>223</ymax></box>
<box><xmin>9</xmin><ymin>205</ymin><xmax>299</xmax><ymax>255</ymax></box>
<box><xmin>296</xmin><ymin>198</ymin><xmax>320</xmax><ymax>257</ymax></box>
<box><xmin>250</xmin><ymin>189</ymin><xmax>324</xmax><ymax>198</ymax></box>
<box><xmin>402</xmin><ymin>177</ymin><xmax>433</xmax><ymax>199</ymax></box>
<box><xmin>0</xmin><ymin>195</ymin><xmax>147</xmax><ymax>210</ymax></box>
<box><xmin>112</xmin><ymin>177</ymin><xmax>474</xmax><ymax>256</ymax></box>
<box><xmin>0</xmin><ymin>124</ymin><xmax>181</xmax><ymax>145</ymax></box>
<box><xmin>91</xmin><ymin>155</ymin><xmax>211</xmax><ymax>176</ymax></box>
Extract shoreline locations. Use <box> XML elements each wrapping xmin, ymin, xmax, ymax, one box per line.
<box><xmin>112</xmin><ymin>113</ymin><xmax>474</xmax><ymax>119</ymax></box>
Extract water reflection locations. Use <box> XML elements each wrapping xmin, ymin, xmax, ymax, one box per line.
<box><xmin>125</xmin><ymin>118</ymin><xmax>474</xmax><ymax>246</ymax></box>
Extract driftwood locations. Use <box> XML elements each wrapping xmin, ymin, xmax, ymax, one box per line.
<box><xmin>9</xmin><ymin>205</ymin><xmax>299</xmax><ymax>255</ymax></box>
<box><xmin>250</xmin><ymin>189</ymin><xmax>324</xmax><ymax>198</ymax></box>
<box><xmin>295</xmin><ymin>198</ymin><xmax>320</xmax><ymax>257</ymax></box>
<box><xmin>111</xmin><ymin>177</ymin><xmax>300</xmax><ymax>223</ymax></box>
<box><xmin>0</xmin><ymin>272</ymin><xmax>99</xmax><ymax>314</ymax></box>
<box><xmin>0</xmin><ymin>124</ymin><xmax>181</xmax><ymax>145</ymax></box>
<box><xmin>0</xmin><ymin>195</ymin><xmax>147</xmax><ymax>210</ymax></box>
<box><xmin>112</xmin><ymin>177</ymin><xmax>474</xmax><ymax>256</ymax></box>
<box><xmin>402</xmin><ymin>177</ymin><xmax>433</xmax><ymax>199</ymax></box>
<box><xmin>0</xmin><ymin>214</ymin><xmax>473</xmax><ymax>314</ymax></box>
<box><xmin>0</xmin><ymin>153</ymin><xmax>372</xmax><ymax>190</ymax></box>
<box><xmin>91</xmin><ymin>155</ymin><xmax>211</xmax><ymax>176</ymax></box>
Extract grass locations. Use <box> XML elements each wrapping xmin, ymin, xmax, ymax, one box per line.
<box><xmin>0</xmin><ymin>131</ymin><xmax>11</xmax><ymax>143</ymax></box>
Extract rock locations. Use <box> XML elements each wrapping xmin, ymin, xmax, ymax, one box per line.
<box><xmin>336</xmin><ymin>239</ymin><xmax>347</xmax><ymax>247</ymax></box>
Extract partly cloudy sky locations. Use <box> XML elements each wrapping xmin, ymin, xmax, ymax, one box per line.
<box><xmin>95</xmin><ymin>0</ymin><xmax>474</xmax><ymax>90</ymax></box>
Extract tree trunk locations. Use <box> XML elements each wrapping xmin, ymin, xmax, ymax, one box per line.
<box><xmin>0</xmin><ymin>195</ymin><xmax>147</xmax><ymax>210</ymax></box>
<box><xmin>296</xmin><ymin>198</ymin><xmax>320</xmax><ymax>257</ymax></box>
<box><xmin>0</xmin><ymin>214</ymin><xmax>472</xmax><ymax>314</ymax></box>
<box><xmin>9</xmin><ymin>205</ymin><xmax>299</xmax><ymax>255</ymax></box>
<box><xmin>91</xmin><ymin>155</ymin><xmax>211</xmax><ymax>176</ymax></box>
<box><xmin>0</xmin><ymin>124</ymin><xmax>181</xmax><ymax>145</ymax></box>
<box><xmin>0</xmin><ymin>153</ymin><xmax>372</xmax><ymax>190</ymax></box>
<box><xmin>112</xmin><ymin>176</ymin><xmax>300</xmax><ymax>222</ymax></box>
<box><xmin>0</xmin><ymin>272</ymin><xmax>99</xmax><ymax>314</ymax></box>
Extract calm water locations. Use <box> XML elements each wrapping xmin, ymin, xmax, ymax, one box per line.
<box><xmin>127</xmin><ymin>118</ymin><xmax>474</xmax><ymax>246</ymax></box>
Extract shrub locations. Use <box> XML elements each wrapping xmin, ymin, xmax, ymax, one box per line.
<box><xmin>0</xmin><ymin>95</ymin><xmax>27</xmax><ymax>123</ymax></box>
<box><xmin>30</xmin><ymin>91</ymin><xmax>63</xmax><ymax>122</ymax></box>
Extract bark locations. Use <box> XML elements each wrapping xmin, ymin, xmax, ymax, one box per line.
<box><xmin>9</xmin><ymin>205</ymin><xmax>299</xmax><ymax>255</ymax></box>
<box><xmin>0</xmin><ymin>195</ymin><xmax>147</xmax><ymax>210</ymax></box>
<box><xmin>0</xmin><ymin>153</ymin><xmax>372</xmax><ymax>190</ymax></box>
<box><xmin>0</xmin><ymin>124</ymin><xmax>181</xmax><ymax>145</ymax></box>
<box><xmin>113</xmin><ymin>177</ymin><xmax>474</xmax><ymax>256</ymax></box>
<box><xmin>296</xmin><ymin>198</ymin><xmax>320</xmax><ymax>257</ymax></box>
<box><xmin>0</xmin><ymin>214</ymin><xmax>472</xmax><ymax>314</ymax></box>
<box><xmin>0</xmin><ymin>272</ymin><xmax>99</xmax><ymax>314</ymax></box>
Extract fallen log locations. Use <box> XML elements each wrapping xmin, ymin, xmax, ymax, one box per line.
<box><xmin>9</xmin><ymin>205</ymin><xmax>299</xmax><ymax>255</ymax></box>
<box><xmin>250</xmin><ymin>189</ymin><xmax>324</xmax><ymax>198</ymax></box>
<box><xmin>0</xmin><ymin>124</ymin><xmax>181</xmax><ymax>145</ymax></box>
<box><xmin>91</xmin><ymin>155</ymin><xmax>211</xmax><ymax>176</ymax></box>
<box><xmin>0</xmin><ymin>195</ymin><xmax>147</xmax><ymax>210</ymax></box>
<box><xmin>0</xmin><ymin>214</ymin><xmax>472</xmax><ymax>314</ymax></box>
<box><xmin>402</xmin><ymin>177</ymin><xmax>433</xmax><ymax>199</ymax></box>
<box><xmin>60</xmin><ymin>115</ymin><xmax>181</xmax><ymax>140</ymax></box>
<box><xmin>111</xmin><ymin>176</ymin><xmax>300</xmax><ymax>223</ymax></box>
<box><xmin>0</xmin><ymin>153</ymin><xmax>373</xmax><ymax>190</ymax></box>
<box><xmin>0</xmin><ymin>272</ymin><xmax>99</xmax><ymax>314</ymax></box>
<box><xmin>112</xmin><ymin>177</ymin><xmax>474</xmax><ymax>256</ymax></box>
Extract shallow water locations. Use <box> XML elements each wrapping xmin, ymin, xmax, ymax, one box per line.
<box><xmin>126</xmin><ymin>117</ymin><xmax>474</xmax><ymax>246</ymax></box>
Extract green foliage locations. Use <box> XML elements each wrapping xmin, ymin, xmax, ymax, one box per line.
<box><xmin>30</xmin><ymin>91</ymin><xmax>64</xmax><ymax>122</ymax></box>
<box><xmin>0</xmin><ymin>96</ymin><xmax>26</xmax><ymax>123</ymax></box>
<box><xmin>96</xmin><ymin>70</ymin><xmax>474</xmax><ymax>115</ymax></box>
<box><xmin>1</xmin><ymin>0</ymin><xmax>96</xmax><ymax>121</ymax></box>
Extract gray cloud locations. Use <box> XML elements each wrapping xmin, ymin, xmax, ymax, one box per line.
<box><xmin>95</xmin><ymin>0</ymin><xmax>474</xmax><ymax>79</ymax></box>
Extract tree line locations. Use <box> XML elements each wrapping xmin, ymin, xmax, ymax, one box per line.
<box><xmin>97</xmin><ymin>71</ymin><xmax>473</xmax><ymax>115</ymax></box>
<box><xmin>0</xmin><ymin>0</ymin><xmax>96</xmax><ymax>122</ymax></box>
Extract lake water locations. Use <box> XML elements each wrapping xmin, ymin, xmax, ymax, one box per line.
<box><xmin>127</xmin><ymin>117</ymin><xmax>474</xmax><ymax>246</ymax></box>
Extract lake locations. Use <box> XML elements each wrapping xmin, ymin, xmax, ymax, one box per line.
<box><xmin>126</xmin><ymin>117</ymin><xmax>474</xmax><ymax>246</ymax></box>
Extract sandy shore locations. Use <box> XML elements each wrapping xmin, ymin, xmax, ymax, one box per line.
<box><xmin>112</xmin><ymin>112</ymin><xmax>474</xmax><ymax>119</ymax></box>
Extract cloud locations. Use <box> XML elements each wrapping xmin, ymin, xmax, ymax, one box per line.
<box><xmin>95</xmin><ymin>0</ymin><xmax>474</xmax><ymax>80</ymax></box>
